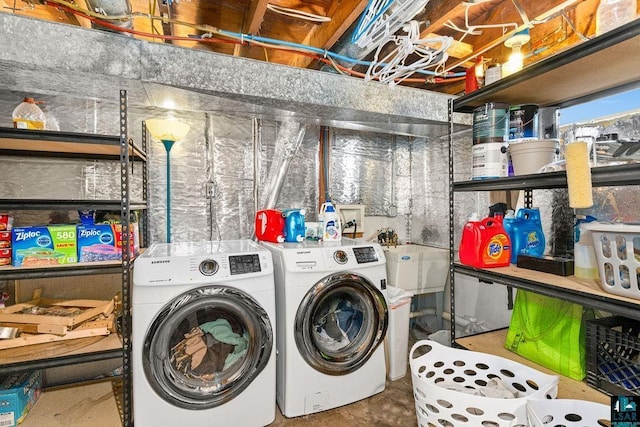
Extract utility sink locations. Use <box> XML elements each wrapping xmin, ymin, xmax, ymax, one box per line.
<box><xmin>384</xmin><ymin>245</ymin><xmax>449</xmax><ymax>295</ymax></box>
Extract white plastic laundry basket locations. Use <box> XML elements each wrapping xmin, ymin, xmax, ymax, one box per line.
<box><xmin>410</xmin><ymin>340</ymin><xmax>559</xmax><ymax>426</ymax></box>
<box><xmin>527</xmin><ymin>398</ymin><xmax>610</xmax><ymax>426</ymax></box>
<box><xmin>584</xmin><ymin>222</ymin><xmax>640</xmax><ymax>300</ymax></box>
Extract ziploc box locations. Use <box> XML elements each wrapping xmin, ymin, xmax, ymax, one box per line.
<box><xmin>0</xmin><ymin>370</ymin><xmax>42</xmax><ymax>426</ymax></box>
<box><xmin>77</xmin><ymin>222</ymin><xmax>140</xmax><ymax>263</ymax></box>
<box><xmin>11</xmin><ymin>225</ymin><xmax>77</xmax><ymax>267</ymax></box>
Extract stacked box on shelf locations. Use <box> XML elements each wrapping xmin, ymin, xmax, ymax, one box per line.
<box><xmin>0</xmin><ymin>369</ymin><xmax>42</xmax><ymax>427</ymax></box>
<box><xmin>0</xmin><ymin>214</ymin><xmax>12</xmax><ymax>266</ymax></box>
<box><xmin>11</xmin><ymin>225</ymin><xmax>77</xmax><ymax>267</ymax></box>
<box><xmin>77</xmin><ymin>222</ymin><xmax>140</xmax><ymax>262</ymax></box>
<box><xmin>586</xmin><ymin>315</ymin><xmax>640</xmax><ymax>396</ymax></box>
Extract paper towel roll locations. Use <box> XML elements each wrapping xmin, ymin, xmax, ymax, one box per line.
<box><xmin>565</xmin><ymin>141</ymin><xmax>593</xmax><ymax>208</ymax></box>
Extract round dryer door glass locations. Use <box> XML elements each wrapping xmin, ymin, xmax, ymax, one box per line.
<box><xmin>295</xmin><ymin>272</ymin><xmax>388</xmax><ymax>375</ymax></box>
<box><xmin>142</xmin><ymin>285</ymin><xmax>273</xmax><ymax>409</ymax></box>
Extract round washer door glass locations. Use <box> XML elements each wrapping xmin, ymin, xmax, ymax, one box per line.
<box><xmin>143</xmin><ymin>285</ymin><xmax>273</xmax><ymax>409</ymax></box>
<box><xmin>295</xmin><ymin>272</ymin><xmax>388</xmax><ymax>375</ymax></box>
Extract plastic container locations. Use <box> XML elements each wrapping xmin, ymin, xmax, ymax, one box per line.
<box><xmin>508</xmin><ymin>139</ymin><xmax>559</xmax><ymax>175</ymax></box>
<box><xmin>283</xmin><ymin>208</ymin><xmax>305</xmax><ymax>242</ymax></box>
<box><xmin>12</xmin><ymin>98</ymin><xmax>45</xmax><ymax>130</ymax></box>
<box><xmin>384</xmin><ymin>286</ymin><xmax>413</xmax><ymax>381</ymax></box>
<box><xmin>507</xmin><ymin>208</ymin><xmax>546</xmax><ymax>264</ymax></box>
<box><xmin>582</xmin><ymin>222</ymin><xmax>640</xmax><ymax>300</ymax></box>
<box><xmin>321</xmin><ymin>201</ymin><xmax>341</xmax><ymax>241</ymax></box>
<box><xmin>586</xmin><ymin>315</ymin><xmax>640</xmax><ymax>396</ymax></box>
<box><xmin>459</xmin><ymin>213</ymin><xmax>511</xmax><ymax>267</ymax></box>
<box><xmin>526</xmin><ymin>398</ymin><xmax>610</xmax><ymax>427</ymax></box>
<box><xmin>574</xmin><ymin>215</ymin><xmax>599</xmax><ymax>280</ymax></box>
<box><xmin>596</xmin><ymin>0</ymin><xmax>637</xmax><ymax>36</ymax></box>
<box><xmin>410</xmin><ymin>340</ymin><xmax>559</xmax><ymax>427</ymax></box>
<box><xmin>254</xmin><ymin>209</ymin><xmax>285</xmax><ymax>243</ymax></box>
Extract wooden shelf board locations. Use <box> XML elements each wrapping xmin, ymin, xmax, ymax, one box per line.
<box><xmin>21</xmin><ymin>379</ymin><xmax>123</xmax><ymax>427</ymax></box>
<box><xmin>456</xmin><ymin>329</ymin><xmax>609</xmax><ymax>405</ymax></box>
<box><xmin>454</xmin><ymin>19</ymin><xmax>640</xmax><ymax>111</ymax></box>
<box><xmin>0</xmin><ymin>333</ymin><xmax>122</xmax><ymax>366</ymax></box>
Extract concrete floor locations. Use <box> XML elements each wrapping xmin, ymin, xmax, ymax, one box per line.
<box><xmin>268</xmin><ymin>369</ymin><xmax>417</xmax><ymax>427</ymax></box>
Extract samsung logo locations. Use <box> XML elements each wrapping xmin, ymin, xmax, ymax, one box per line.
<box><xmin>151</xmin><ymin>260</ymin><xmax>170</xmax><ymax>264</ymax></box>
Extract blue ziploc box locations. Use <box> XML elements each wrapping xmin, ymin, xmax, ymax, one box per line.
<box><xmin>11</xmin><ymin>225</ymin><xmax>77</xmax><ymax>267</ymax></box>
<box><xmin>77</xmin><ymin>223</ymin><xmax>139</xmax><ymax>262</ymax></box>
<box><xmin>0</xmin><ymin>370</ymin><xmax>42</xmax><ymax>427</ymax></box>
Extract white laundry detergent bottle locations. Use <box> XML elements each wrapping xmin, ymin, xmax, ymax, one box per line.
<box><xmin>321</xmin><ymin>201</ymin><xmax>342</xmax><ymax>241</ymax></box>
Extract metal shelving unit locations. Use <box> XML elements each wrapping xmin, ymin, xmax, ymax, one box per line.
<box><xmin>0</xmin><ymin>90</ymin><xmax>147</xmax><ymax>426</ymax></box>
<box><xmin>448</xmin><ymin>21</ymin><xmax>640</xmax><ymax>348</ymax></box>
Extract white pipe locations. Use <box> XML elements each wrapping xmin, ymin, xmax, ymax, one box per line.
<box><xmin>442</xmin><ymin>311</ymin><xmax>472</xmax><ymax>327</ymax></box>
<box><xmin>410</xmin><ymin>307</ymin><xmax>436</xmax><ymax>319</ymax></box>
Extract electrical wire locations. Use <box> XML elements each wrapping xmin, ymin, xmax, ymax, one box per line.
<box><xmin>45</xmin><ymin>0</ymin><xmax>466</xmax><ymax>83</ymax></box>
<box><xmin>266</xmin><ymin>4</ymin><xmax>331</xmax><ymax>23</ymax></box>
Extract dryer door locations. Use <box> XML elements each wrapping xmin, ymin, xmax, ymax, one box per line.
<box><xmin>142</xmin><ymin>285</ymin><xmax>273</xmax><ymax>409</ymax></box>
<box><xmin>294</xmin><ymin>272</ymin><xmax>388</xmax><ymax>375</ymax></box>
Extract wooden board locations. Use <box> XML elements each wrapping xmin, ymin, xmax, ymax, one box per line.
<box><xmin>0</xmin><ymin>298</ymin><xmax>114</xmax><ymax>327</ymax></box>
<box><xmin>0</xmin><ymin>334</ymin><xmax>121</xmax><ymax>364</ymax></box>
<box><xmin>0</xmin><ymin>326</ymin><xmax>110</xmax><ymax>350</ymax></box>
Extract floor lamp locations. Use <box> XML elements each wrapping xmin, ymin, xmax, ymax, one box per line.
<box><xmin>145</xmin><ymin>118</ymin><xmax>190</xmax><ymax>243</ymax></box>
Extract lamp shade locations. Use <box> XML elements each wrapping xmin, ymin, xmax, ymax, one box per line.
<box><xmin>146</xmin><ymin>118</ymin><xmax>190</xmax><ymax>141</ymax></box>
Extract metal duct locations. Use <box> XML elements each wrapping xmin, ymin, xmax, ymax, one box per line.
<box><xmin>84</xmin><ymin>0</ymin><xmax>133</xmax><ymax>33</ymax></box>
<box><xmin>260</xmin><ymin>122</ymin><xmax>307</xmax><ymax>209</ymax></box>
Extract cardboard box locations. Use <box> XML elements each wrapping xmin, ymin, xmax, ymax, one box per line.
<box><xmin>0</xmin><ymin>248</ymin><xmax>11</xmax><ymax>266</ymax></box>
<box><xmin>0</xmin><ymin>370</ymin><xmax>42</xmax><ymax>426</ymax></box>
<box><xmin>11</xmin><ymin>225</ymin><xmax>77</xmax><ymax>267</ymax></box>
<box><xmin>77</xmin><ymin>222</ymin><xmax>139</xmax><ymax>263</ymax></box>
<box><xmin>0</xmin><ymin>214</ymin><xmax>12</xmax><ymax>232</ymax></box>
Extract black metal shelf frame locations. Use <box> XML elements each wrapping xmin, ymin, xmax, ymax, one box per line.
<box><xmin>447</xmin><ymin>23</ymin><xmax>640</xmax><ymax>346</ymax></box>
<box><xmin>0</xmin><ymin>91</ymin><xmax>146</xmax><ymax>427</ymax></box>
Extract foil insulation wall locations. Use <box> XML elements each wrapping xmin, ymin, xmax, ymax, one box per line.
<box><xmin>2</xmin><ymin>89</ymin><xmax>638</xmax><ymax>254</ymax></box>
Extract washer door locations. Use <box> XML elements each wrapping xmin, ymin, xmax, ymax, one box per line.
<box><xmin>142</xmin><ymin>285</ymin><xmax>273</xmax><ymax>409</ymax></box>
<box><xmin>295</xmin><ymin>272</ymin><xmax>388</xmax><ymax>375</ymax></box>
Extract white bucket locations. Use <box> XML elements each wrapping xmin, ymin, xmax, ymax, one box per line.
<box><xmin>472</xmin><ymin>142</ymin><xmax>508</xmax><ymax>180</ymax></box>
<box><xmin>509</xmin><ymin>139</ymin><xmax>559</xmax><ymax>175</ymax></box>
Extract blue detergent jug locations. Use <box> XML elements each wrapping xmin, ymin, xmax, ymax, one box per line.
<box><xmin>283</xmin><ymin>209</ymin><xmax>306</xmax><ymax>242</ymax></box>
<box><xmin>507</xmin><ymin>207</ymin><xmax>546</xmax><ymax>264</ymax></box>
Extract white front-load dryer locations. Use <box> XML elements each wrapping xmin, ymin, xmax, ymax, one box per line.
<box><xmin>132</xmin><ymin>240</ymin><xmax>276</xmax><ymax>427</ymax></box>
<box><xmin>261</xmin><ymin>238</ymin><xmax>388</xmax><ymax>418</ymax></box>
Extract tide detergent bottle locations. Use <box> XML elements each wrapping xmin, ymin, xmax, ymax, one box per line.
<box><xmin>460</xmin><ymin>213</ymin><xmax>511</xmax><ymax>268</ymax></box>
<box><xmin>508</xmin><ymin>208</ymin><xmax>545</xmax><ymax>264</ymax></box>
<box><xmin>283</xmin><ymin>209</ymin><xmax>306</xmax><ymax>242</ymax></box>
<box><xmin>255</xmin><ymin>209</ymin><xmax>285</xmax><ymax>243</ymax></box>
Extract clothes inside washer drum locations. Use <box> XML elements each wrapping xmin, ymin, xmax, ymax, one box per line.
<box><xmin>314</xmin><ymin>300</ymin><xmax>364</xmax><ymax>348</ymax></box>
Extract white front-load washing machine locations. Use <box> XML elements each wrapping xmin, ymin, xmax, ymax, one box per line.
<box><xmin>261</xmin><ymin>238</ymin><xmax>388</xmax><ymax>418</ymax></box>
<box><xmin>132</xmin><ymin>240</ymin><xmax>276</xmax><ymax>427</ymax></box>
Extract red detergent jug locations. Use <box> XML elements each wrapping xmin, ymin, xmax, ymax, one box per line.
<box><xmin>460</xmin><ymin>214</ymin><xmax>511</xmax><ymax>268</ymax></box>
<box><xmin>255</xmin><ymin>209</ymin><xmax>285</xmax><ymax>243</ymax></box>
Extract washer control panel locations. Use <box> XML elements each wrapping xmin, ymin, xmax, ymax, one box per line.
<box><xmin>229</xmin><ymin>254</ymin><xmax>262</xmax><ymax>275</ymax></box>
<box><xmin>353</xmin><ymin>246</ymin><xmax>379</xmax><ymax>264</ymax></box>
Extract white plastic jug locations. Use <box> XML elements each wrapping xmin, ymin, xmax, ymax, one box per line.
<box><xmin>321</xmin><ymin>201</ymin><xmax>342</xmax><ymax>241</ymax></box>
